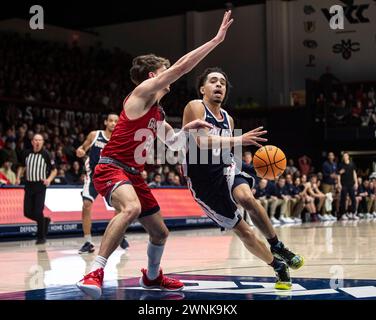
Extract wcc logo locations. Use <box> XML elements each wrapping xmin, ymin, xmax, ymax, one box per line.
<box><xmin>333</xmin><ymin>39</ymin><xmax>360</xmax><ymax>59</ymax></box>
<box><xmin>322</xmin><ymin>1</ymin><xmax>370</xmax><ymax>30</ymax></box>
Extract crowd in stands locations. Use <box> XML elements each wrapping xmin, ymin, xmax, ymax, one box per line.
<box><xmin>0</xmin><ymin>104</ymin><xmax>185</xmax><ymax>187</ymax></box>
<box><xmin>0</xmin><ymin>31</ymin><xmax>194</xmax><ymax>116</ymax></box>
<box><xmin>244</xmin><ymin>152</ymin><xmax>376</xmax><ymax>226</ymax></box>
<box><xmin>0</xmin><ymin>31</ymin><xmax>198</xmax><ymax>187</ymax></box>
<box><xmin>1</xmin><ymin>103</ymin><xmax>375</xmax><ymax>225</ymax></box>
<box><xmin>1</xmin><ymin>33</ymin><xmax>376</xmax><ymax>226</ymax></box>
<box><xmin>313</xmin><ymin>67</ymin><xmax>376</xmax><ymax>127</ymax></box>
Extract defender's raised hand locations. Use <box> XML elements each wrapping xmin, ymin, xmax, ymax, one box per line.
<box><xmin>214</xmin><ymin>10</ymin><xmax>234</xmax><ymax>43</ymax></box>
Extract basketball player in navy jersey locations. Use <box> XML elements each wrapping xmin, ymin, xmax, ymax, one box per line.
<box><xmin>182</xmin><ymin>67</ymin><xmax>304</xmax><ymax>289</ymax></box>
<box><xmin>76</xmin><ymin>113</ymin><xmax>129</xmax><ymax>254</ymax></box>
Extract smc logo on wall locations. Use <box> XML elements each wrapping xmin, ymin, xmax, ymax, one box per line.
<box><xmin>332</xmin><ymin>39</ymin><xmax>360</xmax><ymax>59</ymax></box>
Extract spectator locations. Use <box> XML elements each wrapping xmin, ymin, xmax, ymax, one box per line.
<box><xmin>53</xmin><ymin>169</ymin><xmax>68</xmax><ymax>185</ymax></box>
<box><xmin>321</xmin><ymin>152</ymin><xmax>339</xmax><ymax>219</ymax></box>
<box><xmin>0</xmin><ymin>159</ymin><xmax>16</xmax><ymax>185</ymax></box>
<box><xmin>162</xmin><ymin>166</ymin><xmax>170</xmax><ymax>180</ymax></box>
<box><xmin>243</xmin><ymin>151</ymin><xmax>252</xmax><ymax>165</ymax></box>
<box><xmin>172</xmin><ymin>175</ymin><xmax>181</xmax><ymax>186</ymax></box>
<box><xmin>0</xmin><ymin>171</ymin><xmax>10</xmax><ymax>184</ymax></box>
<box><xmin>2</xmin><ymin>138</ymin><xmax>18</xmax><ymax>166</ymax></box>
<box><xmin>285</xmin><ymin>159</ymin><xmax>298</xmax><ymax>176</ymax></box>
<box><xmin>321</xmin><ymin>152</ymin><xmax>338</xmax><ymax>194</ymax></box>
<box><xmin>319</xmin><ymin>66</ymin><xmax>340</xmax><ymax>100</ymax></box>
<box><xmin>338</xmin><ymin>152</ymin><xmax>358</xmax><ymax>220</ymax></box>
<box><xmin>350</xmin><ymin>100</ymin><xmax>362</xmax><ymax>126</ymax></box>
<box><xmin>355</xmin><ymin>177</ymin><xmax>366</xmax><ymax>216</ymax></box>
<box><xmin>315</xmin><ymin>93</ymin><xmax>327</xmax><ymax>123</ymax></box>
<box><xmin>361</xmin><ymin>101</ymin><xmax>376</xmax><ymax>126</ymax></box>
<box><xmin>65</xmin><ymin>161</ymin><xmax>83</xmax><ymax>185</ymax></box>
<box><xmin>140</xmin><ymin>170</ymin><xmax>148</xmax><ymax>184</ymax></box>
<box><xmin>285</xmin><ymin>174</ymin><xmax>304</xmax><ymax>223</ymax></box>
<box><xmin>269</xmin><ymin>177</ymin><xmax>294</xmax><ymax>224</ymax></box>
<box><xmin>298</xmin><ymin>155</ymin><xmax>312</xmax><ymax>176</ymax></box>
<box><xmin>307</xmin><ymin>174</ymin><xmax>330</xmax><ymax>221</ymax></box>
<box><xmin>332</xmin><ymin>99</ymin><xmax>350</xmax><ymax>125</ymax></box>
<box><xmin>254</xmin><ymin>178</ymin><xmax>270</xmax><ymax>215</ymax></box>
<box><xmin>148</xmin><ymin>173</ymin><xmax>162</xmax><ymax>188</ymax></box>
<box><xmin>356</xmin><ymin>179</ymin><xmax>375</xmax><ymax>218</ymax></box>
<box><xmin>299</xmin><ymin>174</ymin><xmax>317</xmax><ymax>222</ymax></box>
<box><xmin>163</xmin><ymin>171</ymin><xmax>175</xmax><ymax>186</ymax></box>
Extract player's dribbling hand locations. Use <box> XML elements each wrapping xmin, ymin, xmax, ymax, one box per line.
<box><xmin>183</xmin><ymin>119</ymin><xmax>213</xmax><ymax>131</ymax></box>
<box><xmin>240</xmin><ymin>126</ymin><xmax>268</xmax><ymax>148</ymax></box>
<box><xmin>214</xmin><ymin>10</ymin><xmax>234</xmax><ymax>43</ymax></box>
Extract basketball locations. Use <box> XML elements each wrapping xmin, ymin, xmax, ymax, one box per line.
<box><xmin>253</xmin><ymin>145</ymin><xmax>286</xmax><ymax>180</ymax></box>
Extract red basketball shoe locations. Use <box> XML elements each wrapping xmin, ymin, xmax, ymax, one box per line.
<box><xmin>139</xmin><ymin>268</ymin><xmax>184</xmax><ymax>291</ymax></box>
<box><xmin>76</xmin><ymin>268</ymin><xmax>104</xmax><ymax>299</ymax></box>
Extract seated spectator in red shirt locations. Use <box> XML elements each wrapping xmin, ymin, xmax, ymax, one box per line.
<box><xmin>0</xmin><ymin>171</ymin><xmax>10</xmax><ymax>184</ymax></box>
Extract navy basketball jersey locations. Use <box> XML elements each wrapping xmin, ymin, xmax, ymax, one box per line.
<box><xmin>85</xmin><ymin>131</ymin><xmax>109</xmax><ymax>174</ymax></box>
<box><xmin>183</xmin><ymin>101</ymin><xmax>233</xmax><ymax>181</ymax></box>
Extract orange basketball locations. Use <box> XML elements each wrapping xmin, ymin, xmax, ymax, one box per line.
<box><xmin>253</xmin><ymin>145</ymin><xmax>286</xmax><ymax>180</ymax></box>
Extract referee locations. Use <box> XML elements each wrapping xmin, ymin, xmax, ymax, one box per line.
<box><xmin>16</xmin><ymin>134</ymin><xmax>57</xmax><ymax>244</ymax></box>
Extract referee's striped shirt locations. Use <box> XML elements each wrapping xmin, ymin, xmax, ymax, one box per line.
<box><xmin>22</xmin><ymin>149</ymin><xmax>55</xmax><ymax>182</ymax></box>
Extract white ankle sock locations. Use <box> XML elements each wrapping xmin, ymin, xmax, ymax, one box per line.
<box><xmin>147</xmin><ymin>242</ymin><xmax>165</xmax><ymax>280</ymax></box>
<box><xmin>90</xmin><ymin>255</ymin><xmax>107</xmax><ymax>272</ymax></box>
<box><xmin>84</xmin><ymin>235</ymin><xmax>92</xmax><ymax>243</ymax></box>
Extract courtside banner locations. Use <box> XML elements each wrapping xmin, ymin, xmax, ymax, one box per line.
<box><xmin>0</xmin><ymin>186</ymin><xmax>214</xmax><ymax>237</ymax></box>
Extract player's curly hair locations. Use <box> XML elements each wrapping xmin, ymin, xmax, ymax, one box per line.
<box><xmin>196</xmin><ymin>67</ymin><xmax>232</xmax><ymax>105</ymax></box>
<box><xmin>130</xmin><ymin>54</ymin><xmax>171</xmax><ymax>85</ymax></box>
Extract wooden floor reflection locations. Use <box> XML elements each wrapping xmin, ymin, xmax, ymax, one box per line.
<box><xmin>0</xmin><ymin>220</ymin><xmax>375</xmax><ymax>297</ymax></box>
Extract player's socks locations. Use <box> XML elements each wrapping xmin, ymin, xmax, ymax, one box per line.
<box><xmin>270</xmin><ymin>241</ymin><xmax>304</xmax><ymax>270</ymax></box>
<box><xmin>147</xmin><ymin>242</ymin><xmax>165</xmax><ymax>280</ymax></box>
<box><xmin>90</xmin><ymin>255</ymin><xmax>107</xmax><ymax>272</ymax></box>
<box><xmin>269</xmin><ymin>257</ymin><xmax>284</xmax><ymax>270</ymax></box>
<box><xmin>267</xmin><ymin>235</ymin><xmax>279</xmax><ymax>247</ymax></box>
<box><xmin>269</xmin><ymin>258</ymin><xmax>292</xmax><ymax>290</ymax></box>
<box><xmin>85</xmin><ymin>235</ymin><xmax>92</xmax><ymax>244</ymax></box>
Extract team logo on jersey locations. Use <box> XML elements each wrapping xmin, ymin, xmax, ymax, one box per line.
<box><xmin>147</xmin><ymin>118</ymin><xmax>157</xmax><ymax>132</ymax></box>
<box><xmin>94</xmin><ymin>140</ymin><xmax>106</xmax><ymax>149</ymax></box>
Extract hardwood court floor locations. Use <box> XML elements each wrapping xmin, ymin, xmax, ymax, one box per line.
<box><xmin>0</xmin><ymin>220</ymin><xmax>375</xmax><ymax>300</ymax></box>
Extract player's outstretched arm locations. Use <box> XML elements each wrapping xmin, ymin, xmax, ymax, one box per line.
<box><xmin>183</xmin><ymin>100</ymin><xmax>268</xmax><ymax>149</ymax></box>
<box><xmin>76</xmin><ymin>131</ymin><xmax>97</xmax><ymax>158</ymax></box>
<box><xmin>157</xmin><ymin>120</ymin><xmax>213</xmax><ymax>151</ymax></box>
<box><xmin>134</xmin><ymin>11</ymin><xmax>234</xmax><ymax>99</ymax></box>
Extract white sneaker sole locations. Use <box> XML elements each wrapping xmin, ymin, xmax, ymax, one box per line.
<box><xmin>76</xmin><ymin>282</ymin><xmax>102</xmax><ymax>299</ymax></box>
